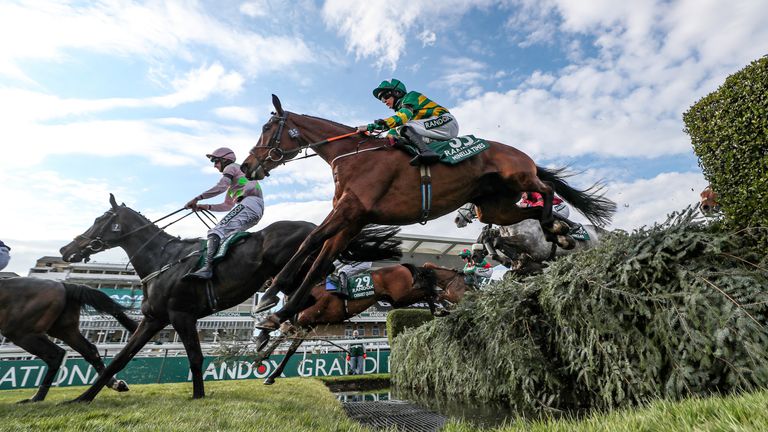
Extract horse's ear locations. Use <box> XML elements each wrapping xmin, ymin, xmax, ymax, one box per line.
<box><xmin>272</xmin><ymin>94</ymin><xmax>284</xmax><ymax>116</ymax></box>
<box><xmin>109</xmin><ymin>193</ymin><xmax>119</xmax><ymax>210</ymax></box>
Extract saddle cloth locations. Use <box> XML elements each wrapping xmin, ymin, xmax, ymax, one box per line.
<box><xmin>342</xmin><ymin>271</ymin><xmax>376</xmax><ymax>300</ymax></box>
<box><xmin>196</xmin><ymin>231</ymin><xmax>251</xmax><ymax>267</ymax></box>
<box><xmin>570</xmin><ymin>224</ymin><xmax>590</xmax><ymax>241</ymax></box>
<box><xmin>402</xmin><ymin>134</ymin><xmax>490</xmax><ymax>165</ymax></box>
<box><xmin>325</xmin><ymin>271</ymin><xmax>376</xmax><ymax>300</ymax></box>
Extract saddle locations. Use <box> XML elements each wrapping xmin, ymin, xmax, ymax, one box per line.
<box><xmin>395</xmin><ymin>134</ymin><xmax>490</xmax><ymax>165</ymax></box>
<box><xmin>195</xmin><ymin>231</ymin><xmax>251</xmax><ymax>268</ymax></box>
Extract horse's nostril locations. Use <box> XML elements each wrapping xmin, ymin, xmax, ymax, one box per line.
<box><xmin>702</xmin><ymin>205</ymin><xmax>711</xmax><ymax>211</ymax></box>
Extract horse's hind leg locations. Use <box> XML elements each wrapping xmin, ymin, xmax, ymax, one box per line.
<box><xmin>170</xmin><ymin>311</ymin><xmax>206</xmax><ymax>399</ymax></box>
<box><xmin>12</xmin><ymin>334</ymin><xmax>65</xmax><ymax>402</ymax></box>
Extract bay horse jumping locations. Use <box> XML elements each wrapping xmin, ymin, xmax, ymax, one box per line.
<box><xmin>240</xmin><ymin>95</ymin><xmax>616</xmax><ymax>330</ymax></box>
<box><xmin>58</xmin><ymin>194</ymin><xmax>400</xmax><ymax>402</ymax></box>
<box><xmin>422</xmin><ymin>262</ymin><xmax>480</xmax><ymax>303</ymax></box>
<box><xmin>258</xmin><ymin>263</ymin><xmax>453</xmax><ymax>385</ymax></box>
<box><xmin>0</xmin><ymin>278</ymin><xmax>138</xmax><ymax>402</ymax></box>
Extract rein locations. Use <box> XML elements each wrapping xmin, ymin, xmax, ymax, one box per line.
<box><xmin>80</xmin><ymin>207</ymin><xmax>195</xmax><ymax>262</ymax></box>
<box><xmin>249</xmin><ymin>110</ymin><xmax>378</xmax><ymax>173</ymax></box>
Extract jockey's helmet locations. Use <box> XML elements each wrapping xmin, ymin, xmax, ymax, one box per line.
<box><xmin>459</xmin><ymin>249</ymin><xmax>472</xmax><ymax>259</ymax></box>
<box><xmin>372</xmin><ymin>79</ymin><xmax>407</xmax><ymax>101</ymax></box>
<box><xmin>206</xmin><ymin>147</ymin><xmax>236</xmax><ymax>163</ymax></box>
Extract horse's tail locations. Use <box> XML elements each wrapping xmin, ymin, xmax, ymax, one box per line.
<box><xmin>337</xmin><ymin>225</ymin><xmax>403</xmax><ymax>263</ymax></box>
<box><xmin>64</xmin><ymin>283</ymin><xmax>139</xmax><ymax>333</ymax></box>
<box><xmin>402</xmin><ymin>263</ymin><xmax>438</xmax><ymax>296</ymax></box>
<box><xmin>536</xmin><ymin>166</ymin><xmax>616</xmax><ymax>227</ymax></box>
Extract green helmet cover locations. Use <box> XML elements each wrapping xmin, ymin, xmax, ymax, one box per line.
<box><xmin>372</xmin><ymin>79</ymin><xmax>407</xmax><ymax>99</ymax></box>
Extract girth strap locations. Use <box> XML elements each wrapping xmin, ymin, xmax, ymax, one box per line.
<box><xmin>205</xmin><ymin>280</ymin><xmax>218</xmax><ymax>312</ymax></box>
<box><xmin>419</xmin><ymin>165</ymin><xmax>432</xmax><ymax>225</ymax></box>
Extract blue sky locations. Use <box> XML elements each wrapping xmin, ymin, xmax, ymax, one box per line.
<box><xmin>1</xmin><ymin>0</ymin><xmax>766</xmax><ymax>276</ymax></box>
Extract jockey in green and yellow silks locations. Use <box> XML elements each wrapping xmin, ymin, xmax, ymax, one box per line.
<box><xmin>356</xmin><ymin>79</ymin><xmax>459</xmax><ymax>166</ymax></box>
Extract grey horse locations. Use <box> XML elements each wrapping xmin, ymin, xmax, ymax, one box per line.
<box><xmin>455</xmin><ymin>203</ymin><xmax>603</xmax><ymax>274</ymax></box>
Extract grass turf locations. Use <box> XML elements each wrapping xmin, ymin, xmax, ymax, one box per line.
<box><xmin>0</xmin><ymin>378</ymin><xmax>368</xmax><ymax>432</ymax></box>
<box><xmin>2</xmin><ymin>377</ymin><xmax>767</xmax><ymax>431</ymax></box>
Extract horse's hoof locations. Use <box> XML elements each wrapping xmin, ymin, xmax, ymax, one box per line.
<box><xmin>556</xmin><ymin>235</ymin><xmax>576</xmax><ymax>250</ymax></box>
<box><xmin>111</xmin><ymin>380</ymin><xmax>130</xmax><ymax>392</ymax></box>
<box><xmin>254</xmin><ymin>295</ymin><xmax>279</xmax><ymax>313</ymax></box>
<box><xmin>551</xmin><ymin>220</ymin><xmax>570</xmax><ymax>235</ymax></box>
<box><xmin>17</xmin><ymin>398</ymin><xmax>35</xmax><ymax>404</ymax></box>
<box><xmin>433</xmin><ymin>309</ymin><xmax>450</xmax><ymax>317</ymax></box>
<box><xmin>263</xmin><ymin>378</ymin><xmax>275</xmax><ymax>385</ymax></box>
<box><xmin>254</xmin><ymin>314</ymin><xmax>280</xmax><ymax>331</ymax></box>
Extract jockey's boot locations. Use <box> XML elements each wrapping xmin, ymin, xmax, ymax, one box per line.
<box><xmin>183</xmin><ymin>234</ymin><xmax>220</xmax><ymax>280</ymax></box>
<box><xmin>402</xmin><ymin>127</ymin><xmax>440</xmax><ymax>166</ymax></box>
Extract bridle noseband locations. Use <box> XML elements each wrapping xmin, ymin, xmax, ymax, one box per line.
<box><xmin>75</xmin><ymin>211</ymin><xmax>121</xmax><ymax>257</ymax></box>
<box><xmin>249</xmin><ymin>112</ymin><xmax>296</xmax><ymax>175</ymax></box>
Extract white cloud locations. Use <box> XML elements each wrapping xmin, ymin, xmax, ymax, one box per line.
<box><xmin>321</xmin><ymin>0</ymin><xmax>496</xmax><ymax>70</ymax></box>
<box><xmin>418</xmin><ymin>30</ymin><xmax>437</xmax><ymax>47</ymax></box>
<box><xmin>240</xmin><ymin>1</ymin><xmax>268</xmax><ymax>18</ymax></box>
<box><xmin>0</xmin><ymin>1</ymin><xmax>313</xmax><ymax>82</ymax></box>
<box><xmin>604</xmin><ymin>171</ymin><xmax>708</xmax><ymax>230</ymax></box>
<box><xmin>214</xmin><ymin>106</ymin><xmax>261</xmax><ymax>124</ymax></box>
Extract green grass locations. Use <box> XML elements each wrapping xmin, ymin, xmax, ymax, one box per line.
<box><xmin>442</xmin><ymin>389</ymin><xmax>768</xmax><ymax>432</ymax></box>
<box><xmin>316</xmin><ymin>373</ymin><xmax>389</xmax><ymax>384</ymax></box>
<box><xmin>3</xmin><ymin>378</ymin><xmax>768</xmax><ymax>431</ymax></box>
<box><xmin>0</xmin><ymin>378</ymin><xmax>369</xmax><ymax>432</ymax></box>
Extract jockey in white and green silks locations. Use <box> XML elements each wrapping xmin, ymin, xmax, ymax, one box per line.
<box><xmin>183</xmin><ymin>147</ymin><xmax>264</xmax><ymax>280</ymax></box>
<box><xmin>356</xmin><ymin>78</ymin><xmax>459</xmax><ymax>166</ymax></box>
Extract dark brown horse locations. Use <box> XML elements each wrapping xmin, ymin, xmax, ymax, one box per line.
<box><xmin>260</xmin><ymin>263</ymin><xmax>461</xmax><ymax>385</ymax></box>
<box><xmin>241</xmin><ymin>95</ymin><xmax>616</xmax><ymax>329</ymax></box>
<box><xmin>0</xmin><ymin>278</ymin><xmax>138</xmax><ymax>402</ymax></box>
<box><xmin>421</xmin><ymin>262</ymin><xmax>478</xmax><ymax>304</ymax></box>
<box><xmin>58</xmin><ymin>194</ymin><xmax>400</xmax><ymax>402</ymax></box>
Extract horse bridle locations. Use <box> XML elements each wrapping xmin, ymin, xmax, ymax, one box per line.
<box><xmin>248</xmin><ymin>112</ymin><xmax>299</xmax><ymax>176</ymax></box>
<box><xmin>74</xmin><ymin>207</ymin><xmax>191</xmax><ymax>261</ymax></box>
<box><xmin>248</xmin><ymin>112</ymin><xmax>370</xmax><ymax>176</ymax></box>
<box><xmin>456</xmin><ymin>204</ymin><xmax>477</xmax><ymax>226</ymax></box>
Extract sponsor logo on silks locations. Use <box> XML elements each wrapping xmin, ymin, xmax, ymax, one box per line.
<box><xmin>220</xmin><ymin>204</ymin><xmax>244</xmax><ymax>225</ymax></box>
<box><xmin>423</xmin><ymin>115</ymin><xmax>454</xmax><ymax>130</ymax></box>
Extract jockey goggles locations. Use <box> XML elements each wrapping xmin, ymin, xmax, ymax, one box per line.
<box><xmin>379</xmin><ymin>91</ymin><xmax>392</xmax><ymax>102</ymax></box>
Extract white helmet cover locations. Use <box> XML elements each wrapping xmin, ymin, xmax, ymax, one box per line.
<box><xmin>206</xmin><ymin>147</ymin><xmax>236</xmax><ymax>162</ymax></box>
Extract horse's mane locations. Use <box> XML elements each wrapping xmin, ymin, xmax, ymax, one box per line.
<box><xmin>300</xmin><ymin>114</ymin><xmax>355</xmax><ymax>131</ymax></box>
<box><xmin>122</xmin><ymin>205</ymin><xmax>195</xmax><ymax>244</ymax></box>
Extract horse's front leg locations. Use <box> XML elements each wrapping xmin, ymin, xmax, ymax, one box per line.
<box><xmin>67</xmin><ymin>317</ymin><xmax>166</xmax><ymax>403</ymax></box>
<box><xmin>272</xmin><ymin>221</ymin><xmax>365</xmax><ymax>326</ymax></box>
<box><xmin>264</xmin><ymin>336</ymin><xmax>304</xmax><ymax>385</ymax></box>
<box><xmin>254</xmin><ymin>207</ymin><xmax>357</xmax><ymax>314</ymax></box>
<box><xmin>170</xmin><ymin>311</ymin><xmax>205</xmax><ymax>399</ymax></box>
